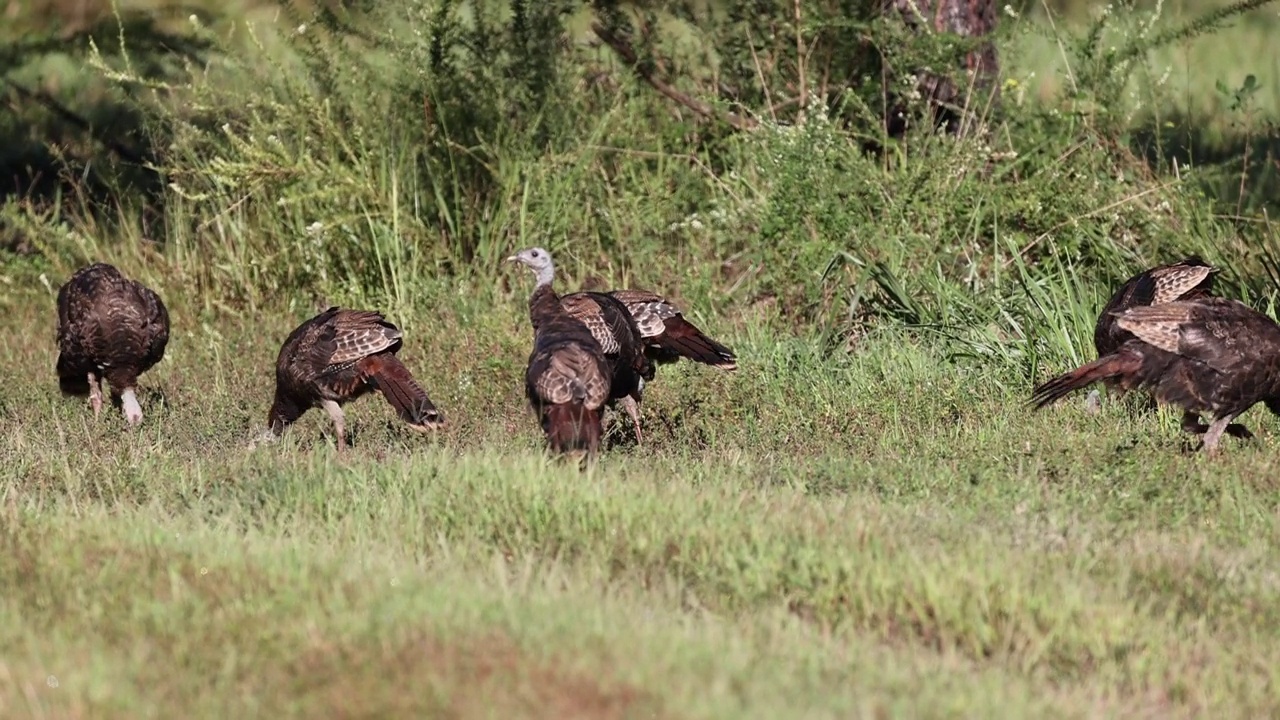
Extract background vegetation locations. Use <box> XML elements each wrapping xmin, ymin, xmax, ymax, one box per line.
<box><xmin>4</xmin><ymin>0</ymin><xmax>1280</xmax><ymax>717</ymax></box>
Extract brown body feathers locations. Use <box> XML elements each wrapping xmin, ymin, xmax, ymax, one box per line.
<box><xmin>1032</xmin><ymin>297</ymin><xmax>1280</xmax><ymax>454</ymax></box>
<box><xmin>1084</xmin><ymin>256</ymin><xmax>1230</xmax><ymax>432</ymax></box>
<box><xmin>1094</xmin><ymin>256</ymin><xmax>1216</xmax><ymax>358</ymax></box>
<box><xmin>555</xmin><ymin>291</ymin><xmax>653</xmax><ymax>442</ymax></box>
<box><xmin>525</xmin><ymin>289</ymin><xmax>611</xmax><ymax>455</ymax></box>
<box><xmin>55</xmin><ymin>262</ymin><xmax>170</xmax><ymax>425</ymax></box>
<box><xmin>267</xmin><ymin>307</ymin><xmax>444</xmax><ymax>451</ymax></box>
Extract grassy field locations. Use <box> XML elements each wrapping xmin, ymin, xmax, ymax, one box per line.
<box><xmin>5</xmin><ymin>266</ymin><xmax>1280</xmax><ymax>717</ymax></box>
<box><xmin>6</xmin><ymin>0</ymin><xmax>1280</xmax><ymax>717</ymax></box>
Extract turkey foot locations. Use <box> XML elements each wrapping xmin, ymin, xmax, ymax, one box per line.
<box><xmin>1084</xmin><ymin>389</ymin><xmax>1102</xmax><ymax>415</ymax></box>
<box><xmin>1180</xmin><ymin>410</ymin><xmax>1252</xmax><ymax>440</ymax></box>
<box><xmin>121</xmin><ymin>388</ymin><xmax>143</xmax><ymax>426</ymax></box>
<box><xmin>1201</xmin><ymin>415</ymin><xmax>1239</xmax><ymax>456</ymax></box>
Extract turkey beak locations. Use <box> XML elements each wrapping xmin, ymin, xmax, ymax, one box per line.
<box><xmin>505</xmin><ymin>255</ymin><xmax>519</xmax><ymax>263</ymax></box>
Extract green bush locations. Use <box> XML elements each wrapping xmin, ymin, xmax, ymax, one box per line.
<box><xmin>3</xmin><ymin>0</ymin><xmax>1278</xmax><ymax>370</ymax></box>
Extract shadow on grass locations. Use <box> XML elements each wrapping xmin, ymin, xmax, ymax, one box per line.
<box><xmin>1129</xmin><ymin>110</ymin><xmax>1280</xmax><ymax>219</ymax></box>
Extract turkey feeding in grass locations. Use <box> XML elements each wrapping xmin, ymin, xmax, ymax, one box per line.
<box><xmin>604</xmin><ymin>288</ymin><xmax>737</xmax><ymax>438</ymax></box>
<box><xmin>265</xmin><ymin>307</ymin><xmax>444</xmax><ymax>451</ymax></box>
<box><xmin>1081</xmin><ymin>256</ymin><xmax>1252</xmax><ymax>439</ymax></box>
<box><xmin>1031</xmin><ymin>297</ymin><xmax>1280</xmax><ymax>455</ymax></box>
<box><xmin>55</xmin><ymin>262</ymin><xmax>170</xmax><ymax>426</ymax></box>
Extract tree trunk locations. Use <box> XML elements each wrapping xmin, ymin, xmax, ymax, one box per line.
<box><xmin>883</xmin><ymin>0</ymin><xmax>1000</xmax><ymax>135</ymax></box>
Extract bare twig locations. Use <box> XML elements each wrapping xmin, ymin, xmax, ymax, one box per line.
<box><xmin>591</xmin><ymin>21</ymin><xmax>759</xmax><ymax>132</ymax></box>
<box><xmin>793</xmin><ymin>0</ymin><xmax>807</xmax><ymax>124</ymax></box>
<box><xmin>745</xmin><ymin>24</ymin><xmax>777</xmax><ymax>124</ymax></box>
<box><xmin>1211</xmin><ymin>213</ymin><xmax>1268</xmax><ymax>224</ymax></box>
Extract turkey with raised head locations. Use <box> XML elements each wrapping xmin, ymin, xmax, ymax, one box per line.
<box><xmin>605</xmin><ymin>288</ymin><xmax>737</xmax><ymax>436</ymax></box>
<box><xmin>1030</xmin><ymin>297</ymin><xmax>1280</xmax><ymax>455</ymax></box>
<box><xmin>266</xmin><ymin>307</ymin><xmax>444</xmax><ymax>451</ymax></box>
<box><xmin>55</xmin><ymin>262</ymin><xmax>170</xmax><ymax>425</ymax></box>
<box><xmin>507</xmin><ymin>247</ymin><xmax>612</xmax><ymax>456</ymax></box>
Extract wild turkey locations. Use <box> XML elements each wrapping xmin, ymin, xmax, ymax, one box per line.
<box><xmin>605</xmin><ymin>289</ymin><xmax>737</xmax><ymax>436</ymax></box>
<box><xmin>1083</xmin><ymin>256</ymin><xmax>1246</xmax><ymax>437</ymax></box>
<box><xmin>55</xmin><ymin>262</ymin><xmax>169</xmax><ymax>425</ymax></box>
<box><xmin>266</xmin><ymin>307</ymin><xmax>444</xmax><ymax>451</ymax></box>
<box><xmin>1030</xmin><ymin>297</ymin><xmax>1280</xmax><ymax>455</ymax></box>
<box><xmin>507</xmin><ymin>247</ymin><xmax>612</xmax><ymax>455</ymax></box>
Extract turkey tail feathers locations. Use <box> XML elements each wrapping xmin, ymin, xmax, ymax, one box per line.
<box><xmin>656</xmin><ymin>317</ymin><xmax>737</xmax><ymax>369</ymax></box>
<box><xmin>361</xmin><ymin>354</ymin><xmax>445</xmax><ymax>429</ymax></box>
<box><xmin>1030</xmin><ymin>351</ymin><xmax>1144</xmax><ymax>410</ymax></box>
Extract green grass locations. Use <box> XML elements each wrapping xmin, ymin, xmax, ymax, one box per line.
<box><xmin>5</xmin><ymin>274</ymin><xmax>1280</xmax><ymax>718</ymax></box>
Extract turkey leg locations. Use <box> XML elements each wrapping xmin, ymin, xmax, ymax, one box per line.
<box><xmin>86</xmin><ymin>372</ymin><xmax>103</xmax><ymax>418</ymax></box>
<box><xmin>322</xmin><ymin>399</ymin><xmax>347</xmax><ymax>451</ymax></box>
<box><xmin>1201</xmin><ymin>414</ymin><xmax>1238</xmax><ymax>456</ymax></box>
<box><xmin>120</xmin><ymin>388</ymin><xmax>144</xmax><ymax>426</ymax></box>
<box><xmin>616</xmin><ymin>395</ymin><xmax>643</xmax><ymax>444</ymax></box>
